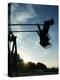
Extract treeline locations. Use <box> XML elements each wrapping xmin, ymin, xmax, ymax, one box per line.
<box><xmin>16</xmin><ymin>54</ymin><xmax>58</xmax><ymax>73</ymax></box>
<box><xmin>17</xmin><ymin>59</ymin><xmax>47</xmax><ymax>73</ymax></box>
<box><xmin>8</xmin><ymin>53</ymin><xmax>58</xmax><ymax>76</ymax></box>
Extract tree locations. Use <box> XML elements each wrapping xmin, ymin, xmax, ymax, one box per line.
<box><xmin>27</xmin><ymin>62</ymin><xmax>36</xmax><ymax>71</ymax></box>
<box><xmin>36</xmin><ymin>62</ymin><xmax>47</xmax><ymax>70</ymax></box>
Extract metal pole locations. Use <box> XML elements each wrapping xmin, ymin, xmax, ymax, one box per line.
<box><xmin>9</xmin><ymin>30</ymin><xmax>38</xmax><ymax>33</ymax></box>
<box><xmin>8</xmin><ymin>24</ymin><xmax>43</xmax><ymax>26</ymax></box>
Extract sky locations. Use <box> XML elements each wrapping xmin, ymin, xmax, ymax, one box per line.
<box><xmin>8</xmin><ymin>3</ymin><xmax>58</xmax><ymax>68</ymax></box>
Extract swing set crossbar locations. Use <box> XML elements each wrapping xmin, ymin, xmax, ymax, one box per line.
<box><xmin>9</xmin><ymin>30</ymin><xmax>38</xmax><ymax>33</ymax></box>
<box><xmin>8</xmin><ymin>24</ymin><xmax>43</xmax><ymax>26</ymax></box>
<box><xmin>8</xmin><ymin>23</ymin><xmax>43</xmax><ymax>32</ymax></box>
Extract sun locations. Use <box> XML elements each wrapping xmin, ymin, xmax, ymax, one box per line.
<box><xmin>22</xmin><ymin>55</ymin><xmax>32</xmax><ymax>64</ymax></box>
<box><xmin>23</xmin><ymin>57</ymin><xmax>30</xmax><ymax>63</ymax></box>
<box><xmin>18</xmin><ymin>50</ymin><xmax>31</xmax><ymax>64</ymax></box>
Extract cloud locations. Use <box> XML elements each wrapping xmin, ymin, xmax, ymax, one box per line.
<box><xmin>10</xmin><ymin>3</ymin><xmax>37</xmax><ymax>24</ymax></box>
<box><xmin>14</xmin><ymin>12</ymin><xmax>34</xmax><ymax>23</ymax></box>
